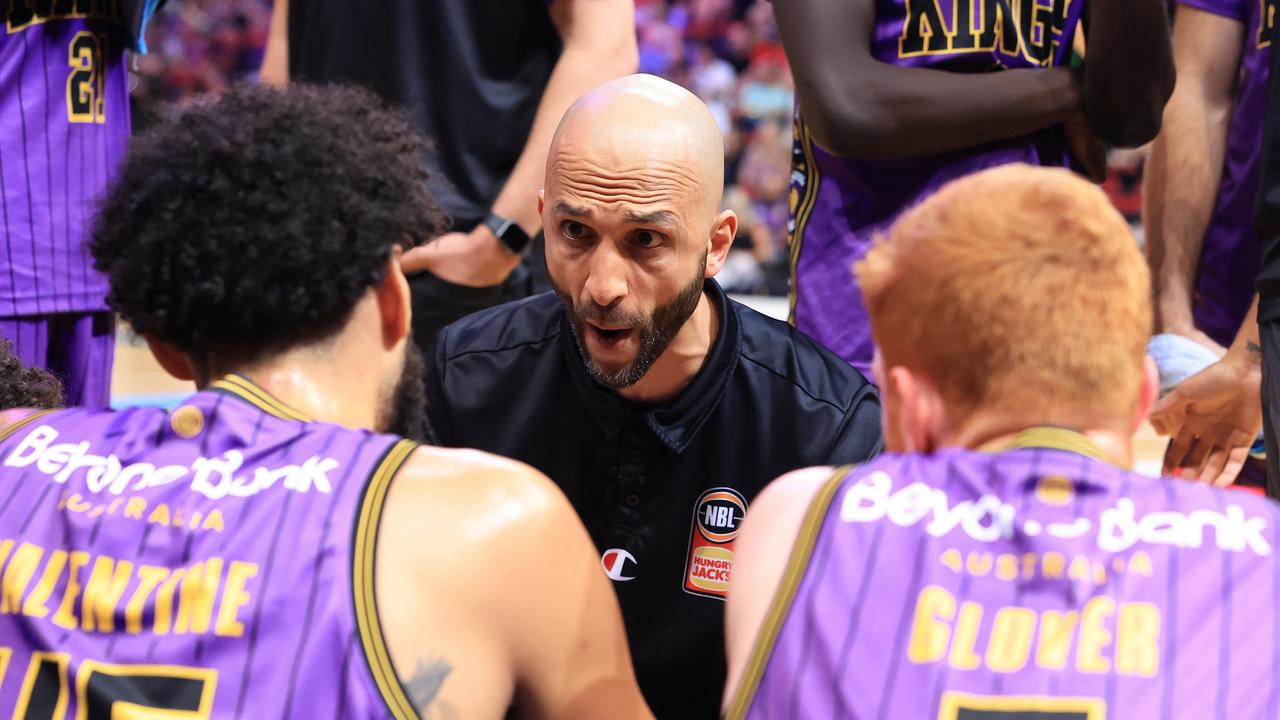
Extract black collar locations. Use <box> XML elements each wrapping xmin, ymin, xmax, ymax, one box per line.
<box><xmin>560</xmin><ymin>279</ymin><xmax>741</xmax><ymax>453</ymax></box>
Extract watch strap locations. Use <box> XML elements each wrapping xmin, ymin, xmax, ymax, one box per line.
<box><xmin>484</xmin><ymin>213</ymin><xmax>531</xmax><ymax>255</ymax></box>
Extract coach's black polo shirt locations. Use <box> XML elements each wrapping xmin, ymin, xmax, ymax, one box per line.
<box><xmin>426</xmin><ymin>280</ymin><xmax>881</xmax><ymax>718</ymax></box>
<box><xmin>1258</xmin><ymin>9</ymin><xmax>1280</xmax><ymax>322</ymax></box>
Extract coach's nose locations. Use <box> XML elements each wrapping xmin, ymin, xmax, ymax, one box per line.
<box><xmin>582</xmin><ymin>241</ymin><xmax>630</xmax><ymax>310</ymax></box>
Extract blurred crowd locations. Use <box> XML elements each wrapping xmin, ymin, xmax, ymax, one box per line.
<box><xmin>130</xmin><ymin>0</ymin><xmax>270</xmax><ymax>129</ymax></box>
<box><xmin>129</xmin><ymin>0</ymin><xmax>1140</xmax><ymax>297</ymax></box>
<box><xmin>131</xmin><ymin>0</ymin><xmax>797</xmax><ymax>295</ymax></box>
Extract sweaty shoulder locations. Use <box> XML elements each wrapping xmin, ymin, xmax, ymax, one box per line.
<box><xmin>0</xmin><ymin>408</ymin><xmax>41</xmax><ymax>432</ymax></box>
<box><xmin>383</xmin><ymin>445</ymin><xmax>576</xmax><ymax>548</ymax></box>
<box><xmin>436</xmin><ymin>292</ymin><xmax>564</xmax><ymax>361</ymax></box>
<box><xmin>731</xmin><ymin>299</ymin><xmax>876</xmax><ymax>411</ymax></box>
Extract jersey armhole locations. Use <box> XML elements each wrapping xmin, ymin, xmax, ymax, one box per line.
<box><xmin>724</xmin><ymin>465</ymin><xmax>853</xmax><ymax>720</ymax></box>
<box><xmin>0</xmin><ymin>409</ymin><xmax>61</xmax><ymax>444</ymax></box>
<box><xmin>350</xmin><ymin>438</ymin><xmax>421</xmax><ymax>720</ymax></box>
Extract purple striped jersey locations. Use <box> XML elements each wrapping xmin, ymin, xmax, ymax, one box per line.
<box><xmin>728</xmin><ymin>428</ymin><xmax>1280</xmax><ymax>719</ymax></box>
<box><xmin>0</xmin><ymin>1</ymin><xmax>129</xmax><ymax>317</ymax></box>
<box><xmin>0</xmin><ymin>374</ymin><xmax>427</xmax><ymax>719</ymax></box>
<box><xmin>788</xmin><ymin>0</ymin><xmax>1086</xmax><ymax>372</ymax></box>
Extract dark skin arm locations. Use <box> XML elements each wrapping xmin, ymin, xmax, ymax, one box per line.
<box><xmin>773</xmin><ymin>0</ymin><xmax>1172</xmax><ymax>159</ymax></box>
<box><xmin>1079</xmin><ymin>0</ymin><xmax>1175</xmax><ymax>147</ymax></box>
<box><xmin>773</xmin><ymin>0</ymin><xmax>1082</xmax><ymax>159</ymax></box>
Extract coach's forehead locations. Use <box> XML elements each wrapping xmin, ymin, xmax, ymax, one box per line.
<box><xmin>547</xmin><ymin>75</ymin><xmax>723</xmax><ymax>215</ymax></box>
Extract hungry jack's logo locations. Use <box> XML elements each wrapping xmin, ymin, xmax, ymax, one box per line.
<box><xmin>683</xmin><ymin>487</ymin><xmax>748</xmax><ymax>600</ymax></box>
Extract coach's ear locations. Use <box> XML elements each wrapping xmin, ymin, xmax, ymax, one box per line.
<box><xmin>704</xmin><ymin>209</ymin><xmax>737</xmax><ymax>278</ymax></box>
<box><xmin>1133</xmin><ymin>354</ymin><xmax>1159</xmax><ymax>434</ymax></box>
<box><xmin>145</xmin><ymin>337</ymin><xmax>195</xmax><ymax>384</ymax></box>
<box><xmin>375</xmin><ymin>251</ymin><xmax>412</xmax><ymax>349</ymax></box>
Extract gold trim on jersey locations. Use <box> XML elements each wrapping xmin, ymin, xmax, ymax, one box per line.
<box><xmin>209</xmin><ymin>374</ymin><xmax>311</xmax><ymax>422</ymax></box>
<box><xmin>352</xmin><ymin>439</ymin><xmax>420</xmax><ymax>720</ymax></box>
<box><xmin>724</xmin><ymin>465</ymin><xmax>852</xmax><ymax>720</ymax></box>
<box><xmin>0</xmin><ymin>409</ymin><xmax>60</xmax><ymax>445</ymax></box>
<box><xmin>981</xmin><ymin>426</ymin><xmax>1112</xmax><ymax>464</ymax></box>
<box><xmin>787</xmin><ymin>115</ymin><xmax>821</xmax><ymax>325</ymax></box>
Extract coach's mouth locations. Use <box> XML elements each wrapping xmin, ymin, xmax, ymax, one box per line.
<box><xmin>586</xmin><ymin>323</ymin><xmax>634</xmax><ymax>354</ymax></box>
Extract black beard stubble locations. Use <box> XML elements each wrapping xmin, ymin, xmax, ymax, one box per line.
<box><xmin>556</xmin><ymin>252</ymin><xmax>708</xmax><ymax>390</ymax></box>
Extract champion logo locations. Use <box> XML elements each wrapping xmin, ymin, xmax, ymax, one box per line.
<box><xmin>601</xmin><ymin>548</ymin><xmax>638</xmax><ymax>582</ymax></box>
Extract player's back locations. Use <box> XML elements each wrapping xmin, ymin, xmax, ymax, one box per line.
<box><xmin>0</xmin><ymin>374</ymin><xmax>417</xmax><ymax>718</ymax></box>
<box><xmin>731</xmin><ymin>427</ymin><xmax>1280</xmax><ymax>719</ymax></box>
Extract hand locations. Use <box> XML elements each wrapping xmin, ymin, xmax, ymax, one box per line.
<box><xmin>1064</xmin><ymin>119</ymin><xmax>1107</xmax><ymax>184</ymax></box>
<box><xmin>1149</xmin><ymin>355</ymin><xmax>1263</xmax><ymax>487</ymax></box>
<box><xmin>400</xmin><ymin>226</ymin><xmax>522</xmax><ymax>287</ymax></box>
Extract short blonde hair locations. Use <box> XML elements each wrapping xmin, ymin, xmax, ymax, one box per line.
<box><xmin>856</xmin><ymin>165</ymin><xmax>1151</xmax><ymax>426</ymax></box>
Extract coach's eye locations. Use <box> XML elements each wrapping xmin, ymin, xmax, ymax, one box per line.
<box><xmin>634</xmin><ymin>230</ymin><xmax>663</xmax><ymax>248</ymax></box>
<box><xmin>561</xmin><ymin>220</ymin><xmax>590</xmax><ymax>241</ymax></box>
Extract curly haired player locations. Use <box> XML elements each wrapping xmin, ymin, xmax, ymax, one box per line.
<box><xmin>0</xmin><ymin>84</ymin><xmax>649</xmax><ymax>720</ymax></box>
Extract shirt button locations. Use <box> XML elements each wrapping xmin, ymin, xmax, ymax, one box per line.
<box><xmin>625</xmin><ymin>494</ymin><xmax>640</xmax><ymax>507</ymax></box>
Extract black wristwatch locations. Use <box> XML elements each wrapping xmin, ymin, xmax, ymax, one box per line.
<box><xmin>483</xmin><ymin>212</ymin><xmax>532</xmax><ymax>255</ymax></box>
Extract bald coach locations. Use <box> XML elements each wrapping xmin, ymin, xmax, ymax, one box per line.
<box><xmin>424</xmin><ymin>74</ymin><xmax>883</xmax><ymax>718</ymax></box>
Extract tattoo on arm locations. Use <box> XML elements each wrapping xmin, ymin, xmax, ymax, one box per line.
<box><xmin>1249</xmin><ymin>341</ymin><xmax>1264</xmax><ymax>358</ymax></box>
<box><xmin>401</xmin><ymin>655</ymin><xmax>455</xmax><ymax>719</ymax></box>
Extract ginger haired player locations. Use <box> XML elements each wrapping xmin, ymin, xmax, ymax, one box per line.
<box><xmin>724</xmin><ymin>165</ymin><xmax>1280</xmax><ymax>719</ymax></box>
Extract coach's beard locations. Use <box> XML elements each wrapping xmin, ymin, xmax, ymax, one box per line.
<box><xmin>556</xmin><ymin>253</ymin><xmax>706</xmax><ymax>391</ymax></box>
<box><xmin>380</xmin><ymin>337</ymin><xmax>429</xmax><ymax>442</ymax></box>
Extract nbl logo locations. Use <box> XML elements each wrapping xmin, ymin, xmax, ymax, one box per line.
<box><xmin>697</xmin><ymin>490</ymin><xmax>747</xmax><ymax>542</ymax></box>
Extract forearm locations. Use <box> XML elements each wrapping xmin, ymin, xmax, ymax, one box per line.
<box><xmin>1227</xmin><ymin>296</ymin><xmax>1262</xmax><ymax>362</ymax></box>
<box><xmin>774</xmin><ymin>0</ymin><xmax>1082</xmax><ymax>159</ymax></box>
<box><xmin>1143</xmin><ymin>92</ymin><xmax>1230</xmax><ymax>332</ymax></box>
<box><xmin>1081</xmin><ymin>0</ymin><xmax>1175</xmax><ymax>146</ymax></box>
<box><xmin>489</xmin><ymin>30</ymin><xmax>637</xmax><ymax>234</ymax></box>
<box><xmin>795</xmin><ymin>63</ymin><xmax>1081</xmax><ymax>160</ymax></box>
<box><xmin>260</xmin><ymin>0</ymin><xmax>289</xmax><ymax>86</ymax></box>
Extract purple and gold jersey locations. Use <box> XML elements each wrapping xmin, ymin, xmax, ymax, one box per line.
<box><xmin>788</xmin><ymin>0</ymin><xmax>1085</xmax><ymax>372</ymax></box>
<box><xmin>0</xmin><ymin>0</ymin><xmax>130</xmax><ymax>317</ymax></box>
<box><xmin>0</xmin><ymin>374</ymin><xmax>424</xmax><ymax>719</ymax></box>
<box><xmin>729</xmin><ymin>428</ymin><xmax>1280</xmax><ymax>719</ymax></box>
<box><xmin>1185</xmin><ymin>0</ymin><xmax>1274</xmax><ymax>345</ymax></box>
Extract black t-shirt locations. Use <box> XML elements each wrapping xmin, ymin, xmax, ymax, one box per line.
<box><xmin>288</xmin><ymin>0</ymin><xmax>561</xmax><ymax>231</ymax></box>
<box><xmin>1256</xmin><ymin>8</ymin><xmax>1280</xmax><ymax>321</ymax></box>
<box><xmin>426</xmin><ymin>281</ymin><xmax>884</xmax><ymax>719</ymax></box>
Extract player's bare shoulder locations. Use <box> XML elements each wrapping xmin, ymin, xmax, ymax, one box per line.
<box><xmin>0</xmin><ymin>408</ymin><xmax>46</xmax><ymax>435</ymax></box>
<box><xmin>378</xmin><ymin>445</ymin><xmax>578</xmax><ymax>565</ymax></box>
<box><xmin>395</xmin><ymin>445</ymin><xmax>564</xmax><ymax>517</ymax></box>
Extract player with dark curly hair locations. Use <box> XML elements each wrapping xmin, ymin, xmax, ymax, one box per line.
<box><xmin>0</xmin><ymin>83</ymin><xmax>649</xmax><ymax>720</ymax></box>
<box><xmin>0</xmin><ymin>338</ymin><xmax>63</xmax><ymax>410</ymax></box>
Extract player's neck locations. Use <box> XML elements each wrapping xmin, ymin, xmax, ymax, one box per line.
<box><xmin>215</xmin><ymin>350</ymin><xmax>382</xmax><ymax>431</ymax></box>
<box><xmin>618</xmin><ymin>290</ymin><xmax>719</xmax><ymax>406</ymax></box>
<box><xmin>946</xmin><ymin>414</ymin><xmax>1136</xmax><ymax>468</ymax></box>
